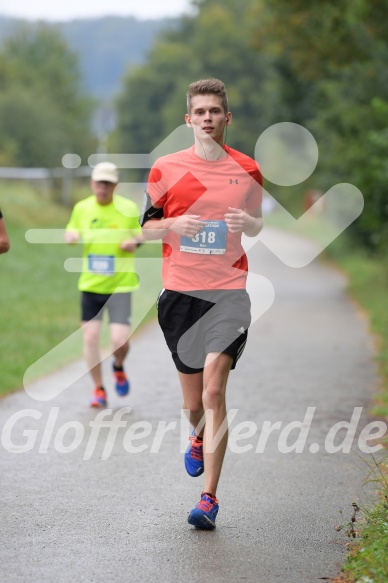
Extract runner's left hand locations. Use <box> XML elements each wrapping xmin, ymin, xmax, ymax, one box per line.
<box><xmin>224</xmin><ymin>208</ymin><xmax>252</xmax><ymax>233</ymax></box>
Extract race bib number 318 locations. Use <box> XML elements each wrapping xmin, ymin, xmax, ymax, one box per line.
<box><xmin>180</xmin><ymin>220</ymin><xmax>227</xmax><ymax>255</ymax></box>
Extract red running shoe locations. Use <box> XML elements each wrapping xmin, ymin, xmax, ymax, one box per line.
<box><xmin>89</xmin><ymin>387</ymin><xmax>107</xmax><ymax>407</ymax></box>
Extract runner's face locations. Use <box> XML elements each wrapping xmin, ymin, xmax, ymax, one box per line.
<box><xmin>186</xmin><ymin>94</ymin><xmax>230</xmax><ymax>146</ymax></box>
<box><xmin>91</xmin><ymin>180</ymin><xmax>116</xmax><ymax>205</ymax></box>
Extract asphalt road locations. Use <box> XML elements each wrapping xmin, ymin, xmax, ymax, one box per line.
<box><xmin>0</xmin><ymin>228</ymin><xmax>380</xmax><ymax>583</ymax></box>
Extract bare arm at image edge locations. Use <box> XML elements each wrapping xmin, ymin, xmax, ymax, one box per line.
<box><xmin>0</xmin><ymin>211</ymin><xmax>10</xmax><ymax>254</ymax></box>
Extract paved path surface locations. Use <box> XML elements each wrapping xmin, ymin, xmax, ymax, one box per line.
<box><xmin>0</xmin><ymin>228</ymin><xmax>380</xmax><ymax>583</ymax></box>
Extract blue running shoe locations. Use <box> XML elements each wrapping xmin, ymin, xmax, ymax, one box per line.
<box><xmin>185</xmin><ymin>432</ymin><xmax>204</xmax><ymax>477</ymax></box>
<box><xmin>188</xmin><ymin>492</ymin><xmax>219</xmax><ymax>529</ymax></box>
<box><xmin>113</xmin><ymin>366</ymin><xmax>130</xmax><ymax>396</ymax></box>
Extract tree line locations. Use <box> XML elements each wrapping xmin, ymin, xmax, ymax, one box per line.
<box><xmin>113</xmin><ymin>0</ymin><xmax>388</xmax><ymax>253</ymax></box>
<box><xmin>0</xmin><ymin>0</ymin><xmax>386</xmax><ymax>253</ymax></box>
<box><xmin>0</xmin><ymin>23</ymin><xmax>95</xmax><ymax>168</ymax></box>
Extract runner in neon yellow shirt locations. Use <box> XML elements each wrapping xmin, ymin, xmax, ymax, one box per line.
<box><xmin>65</xmin><ymin>162</ymin><xmax>143</xmax><ymax>407</ymax></box>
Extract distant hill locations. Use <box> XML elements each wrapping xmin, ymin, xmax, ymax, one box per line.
<box><xmin>0</xmin><ymin>15</ymin><xmax>176</xmax><ymax>99</ymax></box>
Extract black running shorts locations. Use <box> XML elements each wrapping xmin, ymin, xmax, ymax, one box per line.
<box><xmin>81</xmin><ymin>291</ymin><xmax>131</xmax><ymax>325</ymax></box>
<box><xmin>157</xmin><ymin>289</ymin><xmax>251</xmax><ymax>374</ymax></box>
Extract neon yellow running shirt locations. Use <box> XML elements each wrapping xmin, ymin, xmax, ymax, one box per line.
<box><xmin>66</xmin><ymin>195</ymin><xmax>141</xmax><ymax>294</ymax></box>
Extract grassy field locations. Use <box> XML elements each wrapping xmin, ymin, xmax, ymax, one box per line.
<box><xmin>0</xmin><ymin>181</ymin><xmax>161</xmax><ymax>396</ymax></box>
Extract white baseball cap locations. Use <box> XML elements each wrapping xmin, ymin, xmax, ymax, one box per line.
<box><xmin>91</xmin><ymin>162</ymin><xmax>119</xmax><ymax>183</ymax></box>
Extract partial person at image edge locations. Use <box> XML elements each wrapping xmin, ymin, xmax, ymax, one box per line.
<box><xmin>0</xmin><ymin>209</ymin><xmax>10</xmax><ymax>254</ymax></box>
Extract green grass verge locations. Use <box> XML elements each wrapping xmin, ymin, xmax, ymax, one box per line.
<box><xmin>344</xmin><ymin>498</ymin><xmax>388</xmax><ymax>582</ymax></box>
<box><xmin>332</xmin><ymin>246</ymin><xmax>388</xmax><ymax>582</ymax></box>
<box><xmin>264</xmin><ymin>209</ymin><xmax>388</xmax><ymax>581</ymax></box>
<box><xmin>265</xmin><ymin>208</ymin><xmax>388</xmax><ymax>413</ymax></box>
<box><xmin>333</xmin><ymin>251</ymin><xmax>388</xmax><ymax>416</ymax></box>
<box><xmin>0</xmin><ymin>181</ymin><xmax>162</xmax><ymax>397</ymax></box>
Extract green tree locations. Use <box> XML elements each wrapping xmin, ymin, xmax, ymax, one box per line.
<box><xmin>114</xmin><ymin>0</ymin><xmax>274</xmax><ymax>161</ymax></box>
<box><xmin>0</xmin><ymin>23</ymin><xmax>95</xmax><ymax>167</ymax></box>
<box><xmin>113</xmin><ymin>0</ymin><xmax>388</xmax><ymax>251</ymax></box>
<box><xmin>252</xmin><ymin>0</ymin><xmax>388</xmax><ymax>251</ymax></box>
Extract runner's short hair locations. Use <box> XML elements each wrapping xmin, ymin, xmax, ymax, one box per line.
<box><xmin>187</xmin><ymin>78</ymin><xmax>229</xmax><ymax>114</ymax></box>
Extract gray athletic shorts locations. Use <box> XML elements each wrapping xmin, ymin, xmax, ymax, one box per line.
<box><xmin>81</xmin><ymin>291</ymin><xmax>131</xmax><ymax>325</ymax></box>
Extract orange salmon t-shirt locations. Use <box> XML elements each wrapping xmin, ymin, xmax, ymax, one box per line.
<box><xmin>147</xmin><ymin>145</ymin><xmax>262</xmax><ymax>291</ymax></box>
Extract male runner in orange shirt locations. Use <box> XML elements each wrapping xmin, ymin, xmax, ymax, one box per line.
<box><xmin>141</xmin><ymin>79</ymin><xmax>263</xmax><ymax>529</ymax></box>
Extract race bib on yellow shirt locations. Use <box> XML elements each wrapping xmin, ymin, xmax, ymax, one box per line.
<box><xmin>88</xmin><ymin>254</ymin><xmax>115</xmax><ymax>275</ymax></box>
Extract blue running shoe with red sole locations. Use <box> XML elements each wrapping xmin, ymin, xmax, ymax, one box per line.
<box><xmin>113</xmin><ymin>366</ymin><xmax>130</xmax><ymax>396</ymax></box>
<box><xmin>188</xmin><ymin>492</ymin><xmax>219</xmax><ymax>529</ymax></box>
<box><xmin>185</xmin><ymin>432</ymin><xmax>204</xmax><ymax>477</ymax></box>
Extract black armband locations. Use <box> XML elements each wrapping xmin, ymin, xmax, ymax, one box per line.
<box><xmin>139</xmin><ymin>192</ymin><xmax>164</xmax><ymax>226</ymax></box>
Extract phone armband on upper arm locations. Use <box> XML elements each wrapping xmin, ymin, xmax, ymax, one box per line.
<box><xmin>139</xmin><ymin>192</ymin><xmax>164</xmax><ymax>226</ymax></box>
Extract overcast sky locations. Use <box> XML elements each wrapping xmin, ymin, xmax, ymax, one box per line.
<box><xmin>0</xmin><ymin>0</ymin><xmax>194</xmax><ymax>21</ymax></box>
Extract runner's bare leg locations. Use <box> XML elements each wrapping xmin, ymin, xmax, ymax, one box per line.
<box><xmin>110</xmin><ymin>323</ymin><xmax>130</xmax><ymax>367</ymax></box>
<box><xmin>202</xmin><ymin>352</ymin><xmax>232</xmax><ymax>495</ymax></box>
<box><xmin>82</xmin><ymin>319</ymin><xmax>103</xmax><ymax>387</ymax></box>
<box><xmin>179</xmin><ymin>353</ymin><xmax>232</xmax><ymax>495</ymax></box>
<box><xmin>179</xmin><ymin>371</ymin><xmax>204</xmax><ymax>437</ymax></box>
